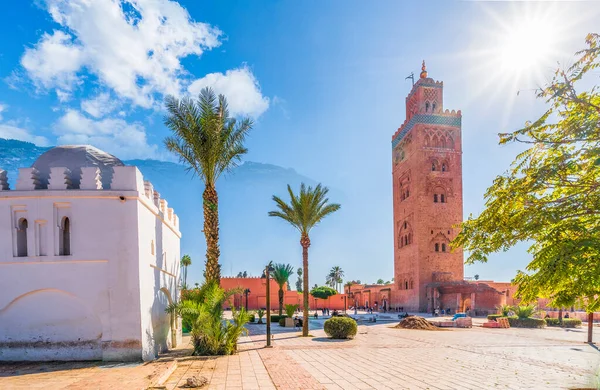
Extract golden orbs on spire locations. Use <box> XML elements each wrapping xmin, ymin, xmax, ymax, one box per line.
<box><xmin>419</xmin><ymin>60</ymin><xmax>428</xmax><ymax>79</ymax></box>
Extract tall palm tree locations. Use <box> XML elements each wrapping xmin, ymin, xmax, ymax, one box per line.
<box><xmin>164</xmin><ymin>88</ymin><xmax>253</xmax><ymax>284</ymax></box>
<box><xmin>181</xmin><ymin>254</ymin><xmax>192</xmax><ymax>289</ymax></box>
<box><xmin>344</xmin><ymin>281</ymin><xmax>354</xmax><ymax>295</ymax></box>
<box><xmin>269</xmin><ymin>183</ymin><xmax>341</xmax><ymax>336</ymax></box>
<box><xmin>272</xmin><ymin>263</ymin><xmax>295</xmax><ymax>316</ymax></box>
<box><xmin>328</xmin><ymin>266</ymin><xmax>344</xmax><ymax>292</ymax></box>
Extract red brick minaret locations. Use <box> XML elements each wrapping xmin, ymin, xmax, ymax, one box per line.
<box><xmin>391</xmin><ymin>61</ymin><xmax>464</xmax><ymax>312</ymax></box>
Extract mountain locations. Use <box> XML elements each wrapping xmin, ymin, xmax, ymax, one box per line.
<box><xmin>0</xmin><ymin>138</ymin><xmax>355</xmax><ymax>285</ymax></box>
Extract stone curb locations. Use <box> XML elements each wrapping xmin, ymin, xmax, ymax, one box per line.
<box><xmin>146</xmin><ymin>359</ymin><xmax>178</xmax><ymax>390</ymax></box>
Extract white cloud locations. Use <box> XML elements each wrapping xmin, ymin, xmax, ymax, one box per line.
<box><xmin>22</xmin><ymin>0</ymin><xmax>222</xmax><ymax>107</ymax></box>
<box><xmin>54</xmin><ymin>109</ymin><xmax>158</xmax><ymax>159</ymax></box>
<box><xmin>21</xmin><ymin>30</ymin><xmax>85</xmax><ymax>92</ymax></box>
<box><xmin>81</xmin><ymin>93</ymin><xmax>117</xmax><ymax>118</ymax></box>
<box><xmin>188</xmin><ymin>66</ymin><xmax>270</xmax><ymax>117</ymax></box>
<box><xmin>0</xmin><ymin>124</ymin><xmax>50</xmax><ymax>146</ymax></box>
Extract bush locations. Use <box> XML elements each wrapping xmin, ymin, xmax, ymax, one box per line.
<box><xmin>278</xmin><ymin>318</ymin><xmax>286</xmax><ymax>327</ymax></box>
<box><xmin>248</xmin><ymin>314</ymin><xmax>255</xmax><ymax>323</ymax></box>
<box><xmin>487</xmin><ymin>314</ymin><xmax>504</xmax><ymax>321</ymax></box>
<box><xmin>507</xmin><ymin>316</ymin><xmax>546</xmax><ymax>328</ymax></box>
<box><xmin>256</xmin><ymin>309</ymin><xmax>265</xmax><ymax>324</ymax></box>
<box><xmin>270</xmin><ymin>315</ymin><xmax>287</xmax><ymax>323</ymax></box>
<box><xmin>546</xmin><ymin>318</ymin><xmax>582</xmax><ymax>328</ymax></box>
<box><xmin>324</xmin><ymin>317</ymin><xmax>357</xmax><ymax>339</ymax></box>
<box><xmin>285</xmin><ymin>304</ymin><xmax>299</xmax><ymax>318</ymax></box>
<box><xmin>513</xmin><ymin>304</ymin><xmax>537</xmax><ymax>319</ymax></box>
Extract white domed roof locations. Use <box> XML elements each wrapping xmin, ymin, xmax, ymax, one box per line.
<box><xmin>32</xmin><ymin>145</ymin><xmax>124</xmax><ymax>189</ymax></box>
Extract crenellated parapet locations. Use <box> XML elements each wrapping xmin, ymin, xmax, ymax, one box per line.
<box><xmin>16</xmin><ymin>168</ymin><xmax>42</xmax><ymax>190</ymax></box>
<box><xmin>80</xmin><ymin>167</ymin><xmax>102</xmax><ymax>190</ymax></box>
<box><xmin>2</xmin><ymin>162</ymin><xmax>179</xmax><ymax>232</ymax></box>
<box><xmin>48</xmin><ymin>167</ymin><xmax>73</xmax><ymax>190</ymax></box>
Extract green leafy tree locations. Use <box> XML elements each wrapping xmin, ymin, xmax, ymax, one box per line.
<box><xmin>272</xmin><ymin>263</ymin><xmax>295</xmax><ymax>316</ymax></box>
<box><xmin>180</xmin><ymin>254</ymin><xmax>192</xmax><ymax>289</ymax></box>
<box><xmin>295</xmin><ymin>267</ymin><xmax>303</xmax><ymax>292</ymax></box>
<box><xmin>453</xmin><ymin>33</ymin><xmax>600</xmax><ymax>343</ymax></box>
<box><xmin>310</xmin><ymin>286</ymin><xmax>338</xmax><ymax>300</ymax></box>
<box><xmin>164</xmin><ymin>88</ymin><xmax>253</xmax><ymax>284</ymax></box>
<box><xmin>376</xmin><ymin>279</ymin><xmax>384</xmax><ymax>285</ymax></box>
<box><xmin>269</xmin><ymin>183</ymin><xmax>341</xmax><ymax>336</ymax></box>
<box><xmin>167</xmin><ymin>281</ymin><xmax>250</xmax><ymax>355</ymax></box>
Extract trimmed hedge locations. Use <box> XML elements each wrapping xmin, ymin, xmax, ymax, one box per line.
<box><xmin>487</xmin><ymin>314</ymin><xmax>504</xmax><ymax>321</ymax></box>
<box><xmin>324</xmin><ymin>317</ymin><xmax>357</xmax><ymax>339</ymax></box>
<box><xmin>546</xmin><ymin>318</ymin><xmax>582</xmax><ymax>328</ymax></box>
<box><xmin>270</xmin><ymin>315</ymin><xmax>287</xmax><ymax>323</ymax></box>
<box><xmin>248</xmin><ymin>314</ymin><xmax>256</xmax><ymax>323</ymax></box>
<box><xmin>278</xmin><ymin>318</ymin><xmax>286</xmax><ymax>327</ymax></box>
<box><xmin>507</xmin><ymin>316</ymin><xmax>546</xmax><ymax>328</ymax></box>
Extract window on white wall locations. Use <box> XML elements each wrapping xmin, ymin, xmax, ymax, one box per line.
<box><xmin>36</xmin><ymin>221</ymin><xmax>47</xmax><ymax>256</ymax></box>
<box><xmin>59</xmin><ymin>217</ymin><xmax>71</xmax><ymax>256</ymax></box>
<box><xmin>17</xmin><ymin>218</ymin><xmax>28</xmax><ymax>257</ymax></box>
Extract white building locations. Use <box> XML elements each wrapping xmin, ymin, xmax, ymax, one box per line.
<box><xmin>0</xmin><ymin>145</ymin><xmax>182</xmax><ymax>362</ymax></box>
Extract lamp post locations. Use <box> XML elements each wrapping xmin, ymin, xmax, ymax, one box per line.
<box><xmin>265</xmin><ymin>261</ymin><xmax>274</xmax><ymax>348</ymax></box>
<box><xmin>244</xmin><ymin>288</ymin><xmax>251</xmax><ymax>312</ymax></box>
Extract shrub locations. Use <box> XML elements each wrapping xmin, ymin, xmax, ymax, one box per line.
<box><xmin>256</xmin><ymin>309</ymin><xmax>265</xmax><ymax>324</ymax></box>
<box><xmin>324</xmin><ymin>317</ymin><xmax>357</xmax><ymax>339</ymax></box>
<box><xmin>278</xmin><ymin>318</ymin><xmax>286</xmax><ymax>327</ymax></box>
<box><xmin>496</xmin><ymin>304</ymin><xmax>512</xmax><ymax>317</ymax></box>
<box><xmin>513</xmin><ymin>304</ymin><xmax>537</xmax><ymax>319</ymax></box>
<box><xmin>507</xmin><ymin>316</ymin><xmax>546</xmax><ymax>328</ymax></box>
<box><xmin>285</xmin><ymin>304</ymin><xmax>299</xmax><ymax>318</ymax></box>
<box><xmin>248</xmin><ymin>314</ymin><xmax>255</xmax><ymax>323</ymax></box>
<box><xmin>166</xmin><ymin>281</ymin><xmax>250</xmax><ymax>356</ymax></box>
<box><xmin>487</xmin><ymin>314</ymin><xmax>504</xmax><ymax>321</ymax></box>
<box><xmin>546</xmin><ymin>318</ymin><xmax>582</xmax><ymax>328</ymax></box>
<box><xmin>270</xmin><ymin>315</ymin><xmax>287</xmax><ymax>323</ymax></box>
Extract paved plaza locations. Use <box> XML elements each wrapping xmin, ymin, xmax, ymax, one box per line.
<box><xmin>1</xmin><ymin>318</ymin><xmax>598</xmax><ymax>390</ymax></box>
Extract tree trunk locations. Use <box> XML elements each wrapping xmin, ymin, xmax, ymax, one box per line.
<box><xmin>203</xmin><ymin>185</ymin><xmax>221</xmax><ymax>284</ymax></box>
<box><xmin>558</xmin><ymin>308</ymin><xmax>563</xmax><ymax>323</ymax></box>
<box><xmin>301</xmin><ymin>233</ymin><xmax>311</xmax><ymax>337</ymax></box>
<box><xmin>588</xmin><ymin>312</ymin><xmax>593</xmax><ymax>344</ymax></box>
<box><xmin>278</xmin><ymin>288</ymin><xmax>284</xmax><ymax>316</ymax></box>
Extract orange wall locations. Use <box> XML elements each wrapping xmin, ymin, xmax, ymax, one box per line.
<box><xmin>219</xmin><ymin>277</ymin><xmax>347</xmax><ymax>311</ymax></box>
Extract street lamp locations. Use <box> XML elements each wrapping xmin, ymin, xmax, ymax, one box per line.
<box><xmin>265</xmin><ymin>261</ymin><xmax>274</xmax><ymax>348</ymax></box>
<box><xmin>244</xmin><ymin>288</ymin><xmax>251</xmax><ymax>312</ymax></box>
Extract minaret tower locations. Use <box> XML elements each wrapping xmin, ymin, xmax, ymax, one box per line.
<box><xmin>391</xmin><ymin>61</ymin><xmax>464</xmax><ymax>312</ymax></box>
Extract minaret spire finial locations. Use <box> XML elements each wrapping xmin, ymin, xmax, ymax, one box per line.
<box><xmin>420</xmin><ymin>60</ymin><xmax>428</xmax><ymax>79</ymax></box>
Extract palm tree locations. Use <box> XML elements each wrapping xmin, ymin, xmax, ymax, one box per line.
<box><xmin>164</xmin><ymin>88</ymin><xmax>253</xmax><ymax>283</ymax></box>
<box><xmin>272</xmin><ymin>263</ymin><xmax>295</xmax><ymax>316</ymax></box>
<box><xmin>344</xmin><ymin>281</ymin><xmax>354</xmax><ymax>295</ymax></box>
<box><xmin>328</xmin><ymin>266</ymin><xmax>344</xmax><ymax>292</ymax></box>
<box><xmin>269</xmin><ymin>183</ymin><xmax>341</xmax><ymax>336</ymax></box>
<box><xmin>180</xmin><ymin>254</ymin><xmax>192</xmax><ymax>289</ymax></box>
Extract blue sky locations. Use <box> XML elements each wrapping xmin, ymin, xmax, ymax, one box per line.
<box><xmin>0</xmin><ymin>1</ymin><xmax>599</xmax><ymax>283</ymax></box>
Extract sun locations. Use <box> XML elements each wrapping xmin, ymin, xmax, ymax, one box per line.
<box><xmin>496</xmin><ymin>12</ymin><xmax>560</xmax><ymax>76</ymax></box>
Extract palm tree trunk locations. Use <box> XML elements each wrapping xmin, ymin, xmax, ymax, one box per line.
<box><xmin>278</xmin><ymin>288</ymin><xmax>284</xmax><ymax>316</ymax></box>
<box><xmin>203</xmin><ymin>185</ymin><xmax>221</xmax><ymax>284</ymax></box>
<box><xmin>588</xmin><ymin>312</ymin><xmax>593</xmax><ymax>343</ymax></box>
<box><xmin>301</xmin><ymin>233</ymin><xmax>311</xmax><ymax>337</ymax></box>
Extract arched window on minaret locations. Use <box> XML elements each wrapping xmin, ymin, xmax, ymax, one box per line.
<box><xmin>442</xmin><ymin>243</ymin><xmax>447</xmax><ymax>252</ymax></box>
<box><xmin>442</xmin><ymin>163</ymin><xmax>447</xmax><ymax>172</ymax></box>
<box><xmin>405</xmin><ymin>280</ymin><xmax>409</xmax><ymax>290</ymax></box>
<box><xmin>432</xmin><ymin>102</ymin><xmax>437</xmax><ymax>112</ymax></box>
<box><xmin>425</xmin><ymin>102</ymin><xmax>430</xmax><ymax>112</ymax></box>
<box><xmin>431</xmin><ymin>162</ymin><xmax>436</xmax><ymax>171</ymax></box>
<box><xmin>433</xmin><ymin>194</ymin><xmax>438</xmax><ymax>203</ymax></box>
<box><xmin>435</xmin><ymin>243</ymin><xmax>439</xmax><ymax>252</ymax></box>
<box><xmin>441</xmin><ymin>194</ymin><xmax>446</xmax><ymax>203</ymax></box>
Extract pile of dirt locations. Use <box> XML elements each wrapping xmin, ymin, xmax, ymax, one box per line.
<box><xmin>393</xmin><ymin>316</ymin><xmax>440</xmax><ymax>331</ymax></box>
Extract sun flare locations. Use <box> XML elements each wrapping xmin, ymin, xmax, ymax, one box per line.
<box><xmin>497</xmin><ymin>16</ymin><xmax>558</xmax><ymax>74</ymax></box>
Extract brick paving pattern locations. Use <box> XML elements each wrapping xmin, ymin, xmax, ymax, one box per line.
<box><xmin>1</xmin><ymin>319</ymin><xmax>598</xmax><ymax>389</ymax></box>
